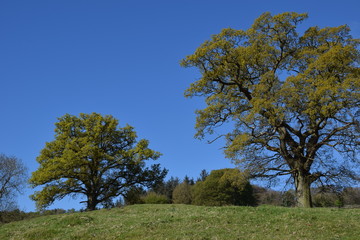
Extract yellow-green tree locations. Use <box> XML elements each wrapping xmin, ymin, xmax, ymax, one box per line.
<box><xmin>29</xmin><ymin>113</ymin><xmax>167</xmax><ymax>210</ymax></box>
<box><xmin>181</xmin><ymin>12</ymin><xmax>360</xmax><ymax>207</ymax></box>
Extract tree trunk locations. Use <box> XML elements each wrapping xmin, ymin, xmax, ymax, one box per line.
<box><xmin>294</xmin><ymin>172</ymin><xmax>312</xmax><ymax>208</ymax></box>
<box><xmin>87</xmin><ymin>194</ymin><xmax>98</xmax><ymax>211</ymax></box>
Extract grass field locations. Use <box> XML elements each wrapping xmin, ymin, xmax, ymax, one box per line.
<box><xmin>1</xmin><ymin>204</ymin><xmax>359</xmax><ymax>240</ymax></box>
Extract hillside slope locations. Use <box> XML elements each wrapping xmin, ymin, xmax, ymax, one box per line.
<box><xmin>1</xmin><ymin>204</ymin><xmax>359</xmax><ymax>239</ymax></box>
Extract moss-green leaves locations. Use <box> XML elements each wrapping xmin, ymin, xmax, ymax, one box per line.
<box><xmin>181</xmin><ymin>12</ymin><xmax>360</xmax><ymax>206</ymax></box>
<box><xmin>29</xmin><ymin>113</ymin><xmax>167</xmax><ymax>210</ymax></box>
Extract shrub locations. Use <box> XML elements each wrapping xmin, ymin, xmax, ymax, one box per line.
<box><xmin>192</xmin><ymin>168</ymin><xmax>256</xmax><ymax>206</ymax></box>
<box><xmin>342</xmin><ymin>187</ymin><xmax>360</xmax><ymax>206</ymax></box>
<box><xmin>0</xmin><ymin>209</ymin><xmax>26</xmax><ymax>224</ymax></box>
<box><xmin>172</xmin><ymin>183</ymin><xmax>192</xmax><ymax>204</ymax></box>
<box><xmin>151</xmin><ymin>177</ymin><xmax>180</xmax><ymax>202</ymax></box>
<box><xmin>313</xmin><ymin>192</ymin><xmax>340</xmax><ymax>207</ymax></box>
<box><xmin>282</xmin><ymin>190</ymin><xmax>296</xmax><ymax>207</ymax></box>
<box><xmin>141</xmin><ymin>192</ymin><xmax>169</xmax><ymax>204</ymax></box>
<box><xmin>312</xmin><ymin>186</ymin><xmax>344</xmax><ymax>208</ymax></box>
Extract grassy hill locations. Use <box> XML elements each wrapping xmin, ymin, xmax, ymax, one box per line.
<box><xmin>1</xmin><ymin>204</ymin><xmax>359</xmax><ymax>240</ymax></box>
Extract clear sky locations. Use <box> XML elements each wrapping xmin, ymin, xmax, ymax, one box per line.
<box><xmin>1</xmin><ymin>0</ymin><xmax>359</xmax><ymax>212</ymax></box>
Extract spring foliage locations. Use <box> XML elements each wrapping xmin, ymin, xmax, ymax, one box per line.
<box><xmin>181</xmin><ymin>12</ymin><xmax>360</xmax><ymax>207</ymax></box>
<box><xmin>192</xmin><ymin>168</ymin><xmax>255</xmax><ymax>206</ymax></box>
<box><xmin>172</xmin><ymin>182</ymin><xmax>192</xmax><ymax>204</ymax></box>
<box><xmin>29</xmin><ymin>113</ymin><xmax>167</xmax><ymax>210</ymax></box>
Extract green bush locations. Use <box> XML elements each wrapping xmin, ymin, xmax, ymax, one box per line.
<box><xmin>192</xmin><ymin>168</ymin><xmax>256</xmax><ymax>206</ymax></box>
<box><xmin>172</xmin><ymin>183</ymin><xmax>192</xmax><ymax>204</ymax></box>
<box><xmin>313</xmin><ymin>192</ymin><xmax>341</xmax><ymax>207</ymax></box>
<box><xmin>282</xmin><ymin>190</ymin><xmax>296</xmax><ymax>207</ymax></box>
<box><xmin>141</xmin><ymin>192</ymin><xmax>169</xmax><ymax>204</ymax></box>
<box><xmin>342</xmin><ymin>187</ymin><xmax>360</xmax><ymax>206</ymax></box>
<box><xmin>0</xmin><ymin>209</ymin><xmax>27</xmax><ymax>224</ymax></box>
<box><xmin>151</xmin><ymin>177</ymin><xmax>180</xmax><ymax>202</ymax></box>
<box><xmin>312</xmin><ymin>186</ymin><xmax>345</xmax><ymax>208</ymax></box>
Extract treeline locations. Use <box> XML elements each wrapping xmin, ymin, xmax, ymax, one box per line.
<box><xmin>123</xmin><ymin>168</ymin><xmax>255</xmax><ymax>206</ymax></box>
<box><xmin>253</xmin><ymin>186</ymin><xmax>360</xmax><ymax>208</ymax></box>
<box><xmin>0</xmin><ymin>208</ymin><xmax>76</xmax><ymax>224</ymax></box>
<box><xmin>119</xmin><ymin>168</ymin><xmax>360</xmax><ymax>208</ymax></box>
<box><xmin>2</xmin><ymin>168</ymin><xmax>360</xmax><ymax>225</ymax></box>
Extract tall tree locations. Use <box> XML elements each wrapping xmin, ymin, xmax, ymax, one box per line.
<box><xmin>181</xmin><ymin>12</ymin><xmax>360</xmax><ymax>207</ymax></box>
<box><xmin>0</xmin><ymin>154</ymin><xmax>27</xmax><ymax>211</ymax></box>
<box><xmin>197</xmin><ymin>169</ymin><xmax>209</xmax><ymax>182</ymax></box>
<box><xmin>29</xmin><ymin>113</ymin><xmax>167</xmax><ymax>210</ymax></box>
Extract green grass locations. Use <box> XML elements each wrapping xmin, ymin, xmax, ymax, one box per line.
<box><xmin>1</xmin><ymin>204</ymin><xmax>359</xmax><ymax>239</ymax></box>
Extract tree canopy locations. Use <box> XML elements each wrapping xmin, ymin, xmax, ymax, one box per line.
<box><xmin>29</xmin><ymin>113</ymin><xmax>167</xmax><ymax>210</ymax></box>
<box><xmin>181</xmin><ymin>12</ymin><xmax>360</xmax><ymax>207</ymax></box>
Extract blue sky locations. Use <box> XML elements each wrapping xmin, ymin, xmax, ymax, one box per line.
<box><xmin>1</xmin><ymin>0</ymin><xmax>359</xmax><ymax>211</ymax></box>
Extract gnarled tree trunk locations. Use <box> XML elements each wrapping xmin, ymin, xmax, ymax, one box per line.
<box><xmin>294</xmin><ymin>171</ymin><xmax>312</xmax><ymax>207</ymax></box>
